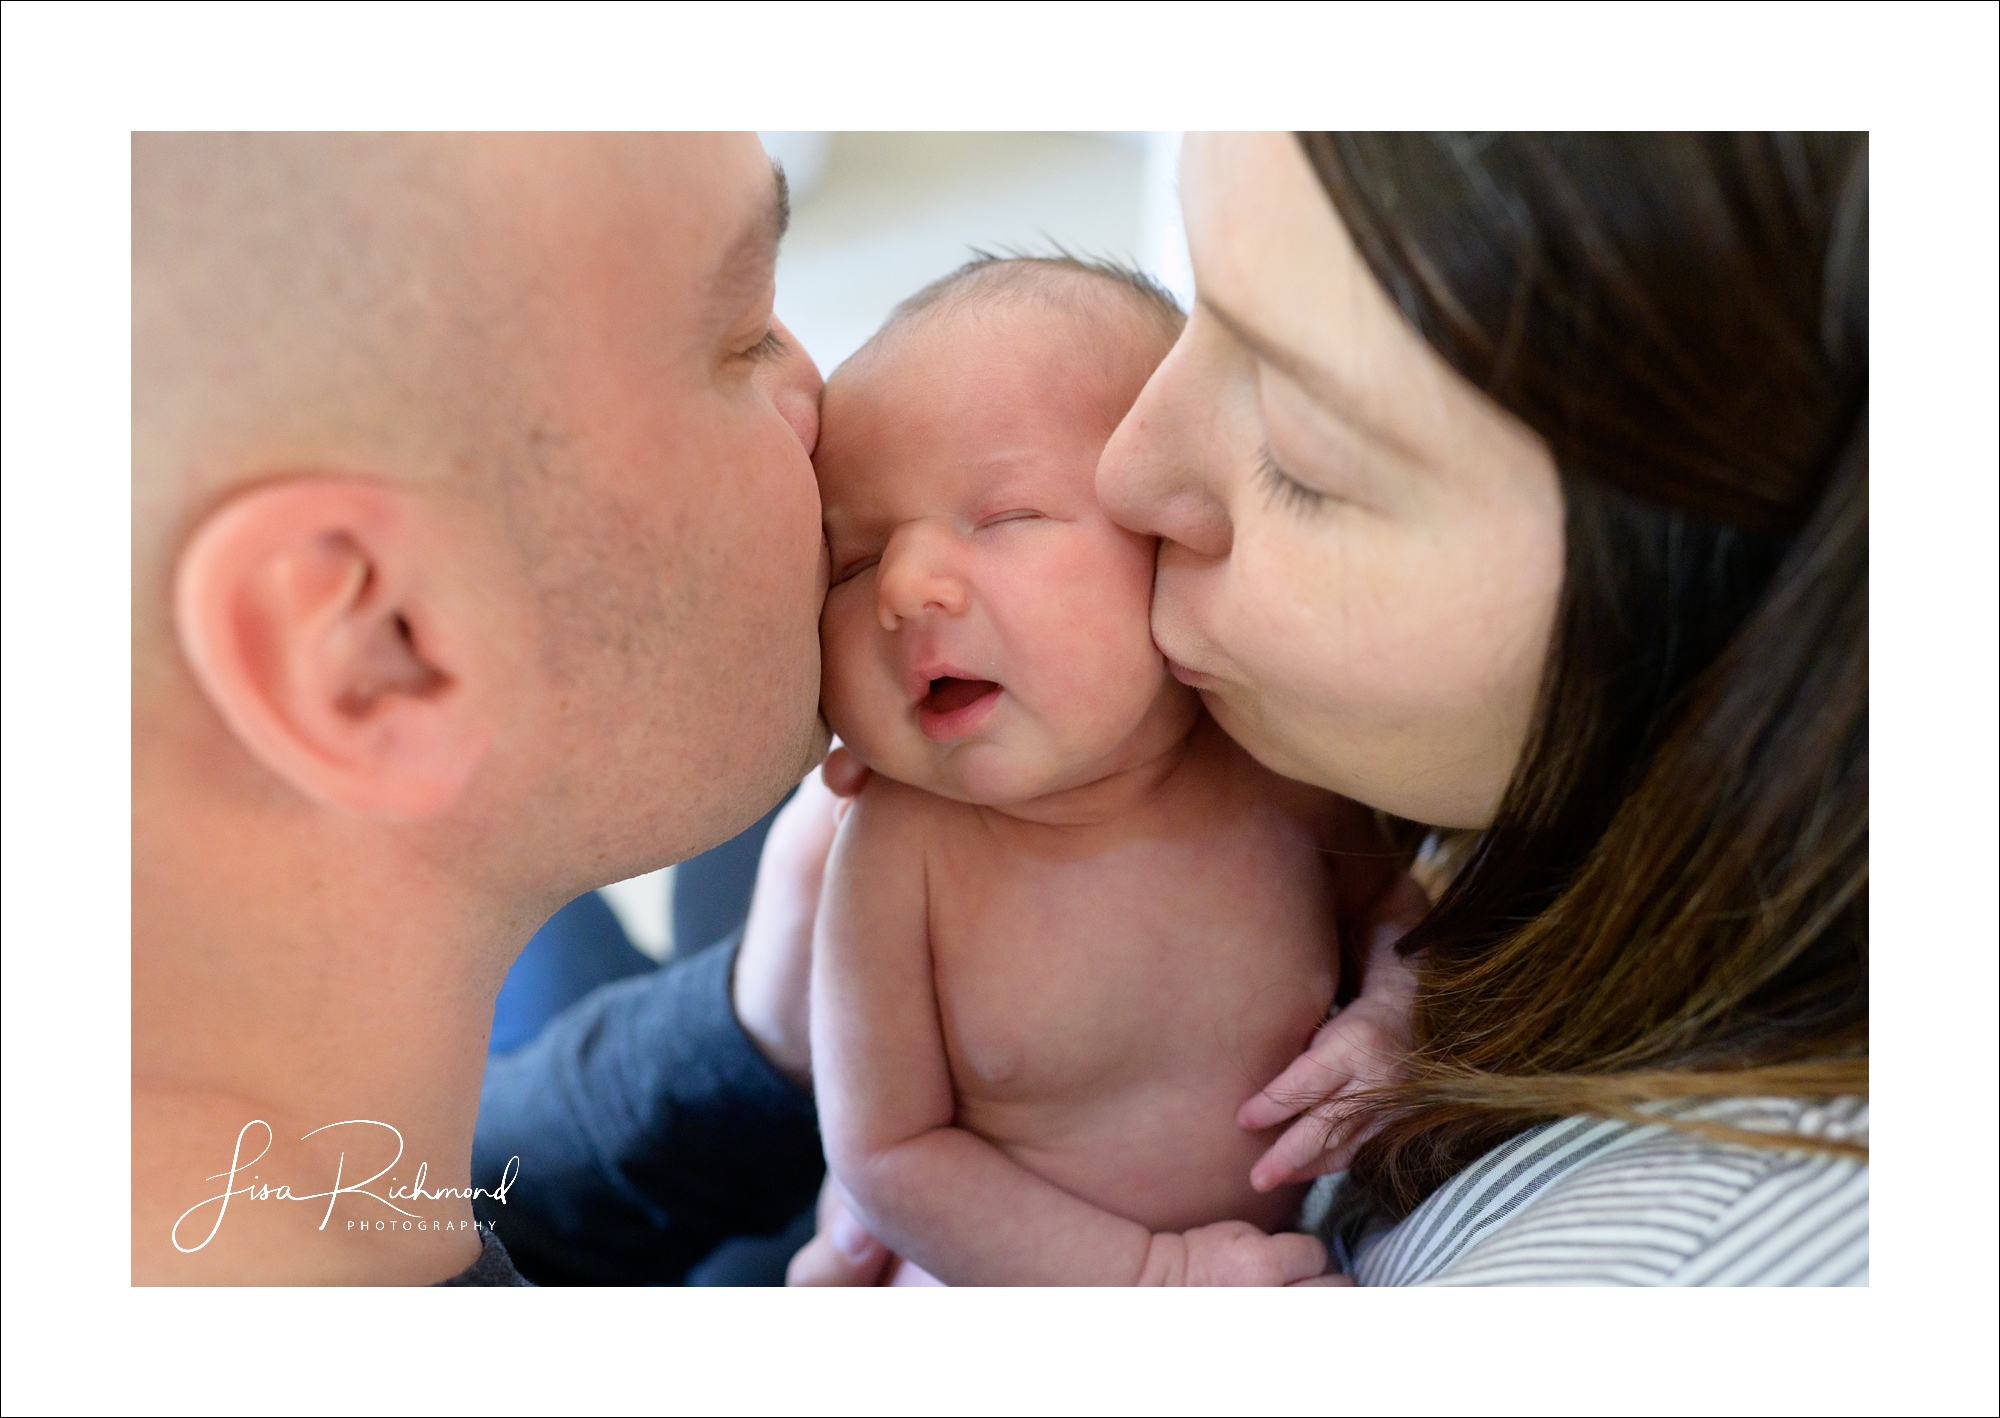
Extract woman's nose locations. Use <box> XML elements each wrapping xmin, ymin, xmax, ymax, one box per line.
<box><xmin>1097</xmin><ymin>334</ymin><xmax>1234</xmax><ymax>560</ymax></box>
<box><xmin>756</xmin><ymin>313</ymin><xmax>823</xmax><ymax>457</ymax></box>
<box><xmin>876</xmin><ymin>527</ymin><xmax>969</xmax><ymax>630</ymax></box>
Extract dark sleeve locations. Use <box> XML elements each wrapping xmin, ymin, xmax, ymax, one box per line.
<box><xmin>471</xmin><ymin>932</ymin><xmax>824</xmax><ymax>1285</ymax></box>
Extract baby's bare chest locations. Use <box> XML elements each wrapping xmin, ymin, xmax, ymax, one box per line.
<box><xmin>923</xmin><ymin>806</ymin><xmax>1338</xmax><ymax>1105</ymax></box>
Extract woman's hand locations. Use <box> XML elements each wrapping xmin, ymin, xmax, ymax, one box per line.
<box><xmin>731</xmin><ymin>743</ymin><xmax>877</xmax><ymax>1084</ymax></box>
<box><xmin>1239</xmin><ymin>874</ymin><xmax>1429</xmax><ymax>1190</ymax></box>
<box><xmin>785</xmin><ymin>1176</ymin><xmax>893</xmax><ymax>1286</ymax></box>
<box><xmin>731</xmin><ymin>765</ymin><xmax>848</xmax><ymax>1086</ymax></box>
<box><xmin>818</xmin><ymin>741</ymin><xmax>873</xmax><ymax>799</ymax></box>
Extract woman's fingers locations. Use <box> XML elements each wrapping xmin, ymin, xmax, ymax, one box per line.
<box><xmin>785</xmin><ymin>1228</ymin><xmax>890</xmax><ymax>1286</ymax></box>
<box><xmin>820</xmin><ymin>742</ymin><xmax>872</xmax><ymax>799</ymax></box>
<box><xmin>787</xmin><ymin>1179</ymin><xmax>891</xmax><ymax>1286</ymax></box>
<box><xmin>1250</xmin><ymin>1098</ymin><xmax>1361</xmax><ymax>1191</ymax></box>
<box><xmin>1354</xmin><ymin>873</ymin><xmax>1430</xmax><ymax>962</ymax></box>
<box><xmin>1250</xmin><ymin>1095</ymin><xmax>1385</xmax><ymax>1190</ymax></box>
<box><xmin>1242</xmin><ymin>899</ymin><xmax>1427</xmax><ymax>1188</ymax></box>
<box><xmin>1237</xmin><ymin>1029</ymin><xmax>1342</xmax><ymax>1130</ymax></box>
<box><xmin>1237</xmin><ymin>1002</ymin><xmax>1401</xmax><ymax>1129</ymax></box>
<box><xmin>732</xmin><ymin>768</ymin><xmax>848</xmax><ymax>1084</ymax></box>
<box><xmin>1243</xmin><ymin>1001</ymin><xmax>1410</xmax><ymax>1189</ymax></box>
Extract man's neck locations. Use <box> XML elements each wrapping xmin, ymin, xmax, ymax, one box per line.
<box><xmin>131</xmin><ymin>733</ymin><xmax>538</xmax><ymax>1285</ymax></box>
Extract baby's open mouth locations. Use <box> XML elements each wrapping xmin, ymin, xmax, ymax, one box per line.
<box><xmin>924</xmin><ymin>676</ymin><xmax>1001</xmax><ymax>715</ymax></box>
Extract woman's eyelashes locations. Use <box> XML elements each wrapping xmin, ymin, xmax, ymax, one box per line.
<box><xmin>1255</xmin><ymin>446</ymin><xmax>1330</xmax><ymax>517</ymax></box>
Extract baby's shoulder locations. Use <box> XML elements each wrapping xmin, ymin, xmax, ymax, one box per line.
<box><xmin>843</xmin><ymin>772</ymin><xmax>971</xmax><ymax>846</ymax></box>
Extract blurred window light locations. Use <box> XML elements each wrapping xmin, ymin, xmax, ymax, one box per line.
<box><xmin>757</xmin><ymin>131</ymin><xmax>833</xmax><ymax>203</ymax></box>
<box><xmin>1139</xmin><ymin>131</ymin><xmax>1194</xmax><ymax>310</ymax></box>
<box><xmin>762</xmin><ymin>132</ymin><xmax>1189</xmax><ymax>375</ymax></box>
<box><xmin>599</xmin><ymin>866</ymin><xmax>675</xmax><ymax>961</ymax></box>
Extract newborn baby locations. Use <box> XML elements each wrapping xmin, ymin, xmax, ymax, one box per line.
<box><xmin>809</xmin><ymin>257</ymin><xmax>1371</xmax><ymax>1285</ymax></box>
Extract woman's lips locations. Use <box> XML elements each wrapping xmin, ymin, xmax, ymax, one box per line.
<box><xmin>916</xmin><ymin>676</ymin><xmax>1002</xmax><ymax>740</ymax></box>
<box><xmin>1165</xmin><ymin>657</ymin><xmax>1217</xmax><ymax>689</ymax></box>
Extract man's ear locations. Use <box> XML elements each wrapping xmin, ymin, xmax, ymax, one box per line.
<box><xmin>173</xmin><ymin>478</ymin><xmax>493</xmax><ymax>820</ymax></box>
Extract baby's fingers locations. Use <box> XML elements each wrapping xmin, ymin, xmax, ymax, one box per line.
<box><xmin>1274</xmin><ymin>1230</ymin><xmax>1330</xmax><ymax>1284</ymax></box>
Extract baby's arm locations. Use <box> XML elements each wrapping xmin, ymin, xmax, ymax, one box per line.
<box><xmin>812</xmin><ymin>784</ymin><xmax>1325</xmax><ymax>1286</ymax></box>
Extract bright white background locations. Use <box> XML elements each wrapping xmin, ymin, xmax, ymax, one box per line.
<box><xmin>3</xmin><ymin>4</ymin><xmax>1995</xmax><ymax>1416</ymax></box>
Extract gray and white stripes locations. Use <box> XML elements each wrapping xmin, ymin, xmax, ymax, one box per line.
<box><xmin>1310</xmin><ymin>1096</ymin><xmax>1867</xmax><ymax>1286</ymax></box>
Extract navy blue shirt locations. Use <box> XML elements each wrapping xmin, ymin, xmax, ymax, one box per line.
<box><xmin>470</xmin><ymin>933</ymin><xmax>824</xmax><ymax>1284</ymax></box>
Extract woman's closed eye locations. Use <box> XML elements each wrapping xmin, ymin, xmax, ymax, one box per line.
<box><xmin>1256</xmin><ymin>447</ymin><xmax>1330</xmax><ymax>517</ymax></box>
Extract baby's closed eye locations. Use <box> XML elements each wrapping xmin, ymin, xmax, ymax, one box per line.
<box><xmin>974</xmin><ymin>509</ymin><xmax>1046</xmax><ymax>530</ymax></box>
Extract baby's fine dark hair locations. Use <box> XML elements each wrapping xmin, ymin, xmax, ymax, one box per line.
<box><xmin>868</xmin><ymin>248</ymin><xmax>1187</xmax><ymax>355</ymax></box>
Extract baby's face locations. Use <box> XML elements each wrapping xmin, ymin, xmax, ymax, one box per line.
<box><xmin>817</xmin><ymin>298</ymin><xmax>1189</xmax><ymax>804</ymax></box>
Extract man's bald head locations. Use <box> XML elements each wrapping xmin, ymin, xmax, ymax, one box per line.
<box><xmin>134</xmin><ymin>131</ymin><xmax>829</xmax><ymax>885</ymax></box>
<box><xmin>130</xmin><ymin>133</ymin><xmax>831</xmax><ymax>1284</ymax></box>
<box><xmin>135</xmin><ymin>135</ymin><xmax>532</xmax><ymax>677</ymax></box>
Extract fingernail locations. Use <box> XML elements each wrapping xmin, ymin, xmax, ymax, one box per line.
<box><xmin>829</xmin><ymin>1210</ymin><xmax>879</xmax><ymax>1262</ymax></box>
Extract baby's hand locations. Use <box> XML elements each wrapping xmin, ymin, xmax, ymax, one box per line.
<box><xmin>1140</xmin><ymin>1221</ymin><xmax>1329</xmax><ymax>1286</ymax></box>
<box><xmin>1239</xmin><ymin>876</ymin><xmax>1427</xmax><ymax>1191</ymax></box>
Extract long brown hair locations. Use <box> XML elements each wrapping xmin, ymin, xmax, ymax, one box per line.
<box><xmin>1298</xmin><ymin>133</ymin><xmax>1868</xmax><ymax>1214</ymax></box>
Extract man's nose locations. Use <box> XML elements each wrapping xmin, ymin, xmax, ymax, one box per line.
<box><xmin>1096</xmin><ymin>329</ymin><xmax>1233</xmax><ymax>560</ymax></box>
<box><xmin>876</xmin><ymin>526</ymin><xmax>969</xmax><ymax>630</ymax></box>
<box><xmin>757</xmin><ymin>313</ymin><xmax>823</xmax><ymax>457</ymax></box>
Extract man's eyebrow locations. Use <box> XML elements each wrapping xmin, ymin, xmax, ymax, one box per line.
<box><xmin>1199</xmin><ymin>292</ymin><xmax>1429</xmax><ymax>468</ymax></box>
<box><xmin>771</xmin><ymin>161</ymin><xmax>791</xmax><ymax>243</ymax></box>
<box><xmin>709</xmin><ymin>164</ymin><xmax>791</xmax><ymax>318</ymax></box>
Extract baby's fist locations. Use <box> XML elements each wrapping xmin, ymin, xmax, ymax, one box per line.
<box><xmin>1140</xmin><ymin>1221</ymin><xmax>1328</xmax><ymax>1286</ymax></box>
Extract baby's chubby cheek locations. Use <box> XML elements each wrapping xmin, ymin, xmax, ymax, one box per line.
<box><xmin>816</xmin><ymin>598</ymin><xmax>897</xmax><ymax>764</ymax></box>
<box><xmin>1001</xmin><ymin>527</ymin><xmax>1170</xmax><ymax>736</ymax></box>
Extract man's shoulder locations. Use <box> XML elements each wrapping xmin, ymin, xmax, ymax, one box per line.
<box><xmin>436</xmin><ymin>1229</ymin><xmax>535</xmax><ymax>1286</ymax></box>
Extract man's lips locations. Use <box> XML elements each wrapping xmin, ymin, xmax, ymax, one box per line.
<box><xmin>1165</xmin><ymin>656</ymin><xmax>1218</xmax><ymax>688</ymax></box>
<box><xmin>916</xmin><ymin>675</ymin><xmax>1003</xmax><ymax>741</ymax></box>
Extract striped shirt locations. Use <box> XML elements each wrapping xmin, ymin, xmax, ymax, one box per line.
<box><xmin>1306</xmin><ymin>1096</ymin><xmax>1868</xmax><ymax>1286</ymax></box>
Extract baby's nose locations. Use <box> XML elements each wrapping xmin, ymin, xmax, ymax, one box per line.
<box><xmin>877</xmin><ymin>529</ymin><xmax>969</xmax><ymax>629</ymax></box>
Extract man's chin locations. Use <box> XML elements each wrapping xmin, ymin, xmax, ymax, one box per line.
<box><xmin>803</xmin><ymin>712</ymin><xmax>834</xmax><ymax>774</ymax></box>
